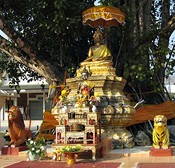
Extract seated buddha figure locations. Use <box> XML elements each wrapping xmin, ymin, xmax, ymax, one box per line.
<box><xmin>76</xmin><ymin>28</ymin><xmax>115</xmax><ymax>77</ymax></box>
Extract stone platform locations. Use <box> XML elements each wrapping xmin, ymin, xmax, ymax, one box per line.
<box><xmin>18</xmin><ymin>145</ymin><xmax>175</xmax><ymax>158</ymax></box>
<box><xmin>108</xmin><ymin>146</ymin><xmax>151</xmax><ymax>157</ymax></box>
<box><xmin>109</xmin><ymin>146</ymin><xmax>175</xmax><ymax>157</ymax></box>
<box><xmin>150</xmin><ymin>146</ymin><xmax>173</xmax><ymax>156</ymax></box>
<box><xmin>18</xmin><ymin>145</ymin><xmax>152</xmax><ymax>157</ymax></box>
<box><xmin>2</xmin><ymin>146</ymin><xmax>28</xmax><ymax>155</ymax></box>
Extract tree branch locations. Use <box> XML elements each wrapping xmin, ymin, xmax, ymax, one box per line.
<box><xmin>160</xmin><ymin>15</ymin><xmax>175</xmax><ymax>37</ymax></box>
<box><xmin>0</xmin><ymin>17</ymin><xmax>64</xmax><ymax>84</ymax></box>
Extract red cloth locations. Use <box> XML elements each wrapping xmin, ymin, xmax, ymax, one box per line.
<box><xmin>4</xmin><ymin>161</ymin><xmax>121</xmax><ymax>168</ymax></box>
<box><xmin>137</xmin><ymin>163</ymin><xmax>175</xmax><ymax>168</ymax></box>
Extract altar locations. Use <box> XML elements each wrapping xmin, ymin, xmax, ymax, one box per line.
<box><xmin>50</xmin><ymin>5</ymin><xmax>135</xmax><ymax>155</ymax></box>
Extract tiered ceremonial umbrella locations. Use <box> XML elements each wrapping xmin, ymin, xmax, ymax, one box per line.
<box><xmin>82</xmin><ymin>6</ymin><xmax>126</xmax><ymax>28</ymax></box>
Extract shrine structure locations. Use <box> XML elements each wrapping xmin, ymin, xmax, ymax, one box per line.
<box><xmin>51</xmin><ymin>6</ymin><xmax>135</xmax><ymax>160</ymax></box>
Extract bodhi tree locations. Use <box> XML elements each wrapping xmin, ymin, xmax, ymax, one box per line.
<box><xmin>0</xmin><ymin>0</ymin><xmax>175</xmax><ymax>103</ymax></box>
<box><xmin>103</xmin><ymin>0</ymin><xmax>175</xmax><ymax>103</ymax></box>
<box><xmin>0</xmin><ymin>0</ymin><xmax>90</xmax><ymax>84</ymax></box>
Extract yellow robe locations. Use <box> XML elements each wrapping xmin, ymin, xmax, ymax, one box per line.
<box><xmin>88</xmin><ymin>44</ymin><xmax>111</xmax><ymax>59</ymax></box>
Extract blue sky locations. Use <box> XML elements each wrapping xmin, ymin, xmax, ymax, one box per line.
<box><xmin>0</xmin><ymin>30</ymin><xmax>9</xmax><ymax>40</ymax></box>
<box><xmin>169</xmin><ymin>31</ymin><xmax>175</xmax><ymax>49</ymax></box>
<box><xmin>94</xmin><ymin>0</ymin><xmax>100</xmax><ymax>6</ymax></box>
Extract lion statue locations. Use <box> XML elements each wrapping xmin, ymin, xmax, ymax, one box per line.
<box><xmin>8</xmin><ymin>105</ymin><xmax>32</xmax><ymax>147</ymax></box>
<box><xmin>152</xmin><ymin>115</ymin><xmax>169</xmax><ymax>149</ymax></box>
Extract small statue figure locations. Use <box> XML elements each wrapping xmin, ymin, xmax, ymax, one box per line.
<box><xmin>81</xmin><ymin>67</ymin><xmax>90</xmax><ymax>80</ymax></box>
<box><xmin>52</xmin><ymin>148</ymin><xmax>62</xmax><ymax>161</ymax></box>
<box><xmin>152</xmin><ymin>115</ymin><xmax>169</xmax><ymax>149</ymax></box>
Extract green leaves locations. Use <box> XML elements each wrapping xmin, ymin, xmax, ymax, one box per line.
<box><xmin>0</xmin><ymin>0</ymin><xmax>174</xmax><ymax>103</ymax></box>
<box><xmin>0</xmin><ymin>0</ymin><xmax>87</xmax><ymax>84</ymax></box>
<box><xmin>26</xmin><ymin>137</ymin><xmax>46</xmax><ymax>157</ymax></box>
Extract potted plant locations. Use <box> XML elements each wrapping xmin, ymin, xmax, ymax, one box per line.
<box><xmin>61</xmin><ymin>145</ymin><xmax>83</xmax><ymax>166</ymax></box>
<box><xmin>26</xmin><ymin>137</ymin><xmax>46</xmax><ymax>161</ymax></box>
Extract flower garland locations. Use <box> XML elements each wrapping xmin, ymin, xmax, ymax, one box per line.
<box><xmin>61</xmin><ymin>144</ymin><xmax>83</xmax><ymax>153</ymax></box>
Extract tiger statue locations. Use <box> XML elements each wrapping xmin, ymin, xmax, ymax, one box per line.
<box><xmin>152</xmin><ymin>115</ymin><xmax>169</xmax><ymax>149</ymax></box>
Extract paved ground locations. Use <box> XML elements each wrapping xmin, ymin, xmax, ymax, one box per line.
<box><xmin>0</xmin><ymin>155</ymin><xmax>26</xmax><ymax>168</ymax></box>
<box><xmin>1</xmin><ymin>146</ymin><xmax>175</xmax><ymax>168</ymax></box>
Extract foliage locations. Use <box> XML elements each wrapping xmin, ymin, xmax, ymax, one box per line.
<box><xmin>116</xmin><ymin>0</ymin><xmax>175</xmax><ymax>103</ymax></box>
<box><xmin>0</xmin><ymin>0</ymin><xmax>175</xmax><ymax>103</ymax></box>
<box><xmin>26</xmin><ymin>137</ymin><xmax>46</xmax><ymax>158</ymax></box>
<box><xmin>0</xmin><ymin>52</ymin><xmax>42</xmax><ymax>85</ymax></box>
<box><xmin>0</xmin><ymin>0</ymin><xmax>90</xmax><ymax>84</ymax></box>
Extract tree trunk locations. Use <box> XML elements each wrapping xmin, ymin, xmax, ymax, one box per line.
<box><xmin>158</xmin><ymin>0</ymin><xmax>170</xmax><ymax>84</ymax></box>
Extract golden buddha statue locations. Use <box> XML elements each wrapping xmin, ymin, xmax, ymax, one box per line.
<box><xmin>82</xmin><ymin>28</ymin><xmax>111</xmax><ymax>62</ymax></box>
<box><xmin>76</xmin><ymin>28</ymin><xmax>116</xmax><ymax>77</ymax></box>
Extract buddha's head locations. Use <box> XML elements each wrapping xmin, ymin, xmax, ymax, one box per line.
<box><xmin>93</xmin><ymin>28</ymin><xmax>104</xmax><ymax>44</ymax></box>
